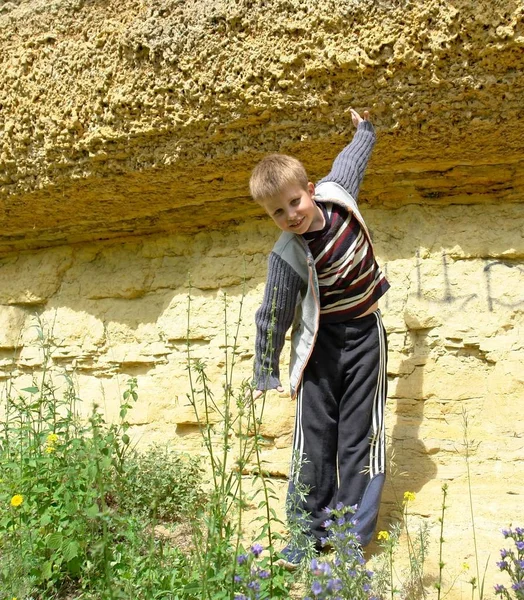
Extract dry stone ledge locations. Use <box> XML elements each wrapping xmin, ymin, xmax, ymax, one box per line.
<box><xmin>0</xmin><ymin>0</ymin><xmax>523</xmax><ymax>253</ymax></box>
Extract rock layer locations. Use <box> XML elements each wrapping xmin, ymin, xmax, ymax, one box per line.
<box><xmin>0</xmin><ymin>0</ymin><xmax>523</xmax><ymax>252</ymax></box>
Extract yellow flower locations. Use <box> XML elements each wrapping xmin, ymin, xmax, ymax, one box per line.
<box><xmin>10</xmin><ymin>494</ymin><xmax>24</xmax><ymax>507</ymax></box>
<box><xmin>403</xmin><ymin>491</ymin><xmax>416</xmax><ymax>503</ymax></box>
<box><xmin>463</xmin><ymin>562</ymin><xmax>470</xmax><ymax>571</ymax></box>
<box><xmin>45</xmin><ymin>445</ymin><xmax>56</xmax><ymax>454</ymax></box>
<box><xmin>377</xmin><ymin>530</ymin><xmax>390</xmax><ymax>541</ymax></box>
<box><xmin>46</xmin><ymin>433</ymin><xmax>59</xmax><ymax>444</ymax></box>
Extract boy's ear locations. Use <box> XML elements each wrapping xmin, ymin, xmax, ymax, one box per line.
<box><xmin>308</xmin><ymin>181</ymin><xmax>315</xmax><ymax>196</ymax></box>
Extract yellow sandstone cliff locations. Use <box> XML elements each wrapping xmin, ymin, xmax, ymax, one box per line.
<box><xmin>1</xmin><ymin>0</ymin><xmax>523</xmax><ymax>595</ymax></box>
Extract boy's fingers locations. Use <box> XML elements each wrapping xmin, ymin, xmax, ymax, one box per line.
<box><xmin>250</xmin><ymin>386</ymin><xmax>285</xmax><ymax>399</ymax></box>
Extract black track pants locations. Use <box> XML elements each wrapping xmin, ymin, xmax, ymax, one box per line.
<box><xmin>287</xmin><ymin>310</ymin><xmax>388</xmax><ymax>547</ymax></box>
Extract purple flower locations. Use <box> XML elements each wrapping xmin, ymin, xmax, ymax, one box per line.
<box><xmin>336</xmin><ymin>501</ymin><xmax>344</xmax><ymax>511</ymax></box>
<box><xmin>326</xmin><ymin>578</ymin><xmax>343</xmax><ymax>593</ymax></box>
<box><xmin>497</xmin><ymin>560</ymin><xmax>509</xmax><ymax>570</ymax></box>
<box><xmin>363</xmin><ymin>583</ymin><xmax>372</xmax><ymax>592</ymax></box>
<box><xmin>323</xmin><ymin>519</ymin><xmax>334</xmax><ymax>529</ymax></box>
<box><xmin>323</xmin><ymin>506</ymin><xmax>332</xmax><ymax>515</ymax></box>
<box><xmin>258</xmin><ymin>569</ymin><xmax>270</xmax><ymax>579</ymax></box>
<box><xmin>251</xmin><ymin>543</ymin><xmax>263</xmax><ymax>557</ymax></box>
<box><xmin>319</xmin><ymin>561</ymin><xmax>332</xmax><ymax>576</ymax></box>
<box><xmin>234</xmin><ymin>574</ymin><xmax>242</xmax><ymax>583</ymax></box>
<box><xmin>512</xmin><ymin>581</ymin><xmax>524</xmax><ymax>591</ymax></box>
<box><xmin>500</xmin><ymin>549</ymin><xmax>509</xmax><ymax>559</ymax></box>
<box><xmin>517</xmin><ymin>559</ymin><xmax>524</xmax><ymax>569</ymax></box>
<box><xmin>337</xmin><ymin>517</ymin><xmax>345</xmax><ymax>527</ymax></box>
<box><xmin>494</xmin><ymin>584</ymin><xmax>506</xmax><ymax>593</ymax></box>
<box><xmin>502</xmin><ymin>528</ymin><xmax>513</xmax><ymax>538</ymax></box>
<box><xmin>237</xmin><ymin>553</ymin><xmax>248</xmax><ymax>565</ymax></box>
<box><xmin>515</xmin><ymin>527</ymin><xmax>524</xmax><ymax>535</ymax></box>
<box><xmin>311</xmin><ymin>581</ymin><xmax>323</xmax><ymax>596</ymax></box>
<box><xmin>248</xmin><ymin>580</ymin><xmax>260</xmax><ymax>592</ymax></box>
<box><xmin>516</xmin><ymin>541</ymin><xmax>524</xmax><ymax>551</ymax></box>
<box><xmin>234</xmin><ymin>595</ymin><xmax>248</xmax><ymax>600</ymax></box>
<box><xmin>310</xmin><ymin>558</ymin><xmax>319</xmax><ymax>571</ymax></box>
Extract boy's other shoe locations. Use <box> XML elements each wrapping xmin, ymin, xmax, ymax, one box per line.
<box><xmin>276</xmin><ymin>544</ymin><xmax>308</xmax><ymax>571</ymax></box>
<box><xmin>276</xmin><ymin>539</ymin><xmax>331</xmax><ymax>571</ymax></box>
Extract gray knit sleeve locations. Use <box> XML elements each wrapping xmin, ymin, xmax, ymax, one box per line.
<box><xmin>253</xmin><ymin>252</ymin><xmax>303</xmax><ymax>390</ymax></box>
<box><xmin>317</xmin><ymin>120</ymin><xmax>376</xmax><ymax>200</ymax></box>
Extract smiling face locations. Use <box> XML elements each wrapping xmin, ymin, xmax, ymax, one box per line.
<box><xmin>260</xmin><ymin>181</ymin><xmax>325</xmax><ymax>234</ymax></box>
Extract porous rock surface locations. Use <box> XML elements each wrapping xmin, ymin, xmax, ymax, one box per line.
<box><xmin>0</xmin><ymin>0</ymin><xmax>523</xmax><ymax>252</ymax></box>
<box><xmin>1</xmin><ymin>1</ymin><xmax>524</xmax><ymax>596</ymax></box>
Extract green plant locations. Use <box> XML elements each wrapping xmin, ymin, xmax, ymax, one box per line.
<box><xmin>401</xmin><ymin>491</ymin><xmax>429</xmax><ymax>599</ymax></box>
<box><xmin>0</xmin><ymin>373</ymin><xmax>137</xmax><ymax>597</ymax></box>
<box><xmin>435</xmin><ymin>483</ymin><xmax>448</xmax><ymax>600</ymax></box>
<box><xmin>372</xmin><ymin>491</ymin><xmax>428</xmax><ymax>600</ymax></box>
<box><xmin>374</xmin><ymin>525</ymin><xmax>401</xmax><ymax>600</ymax></box>
<box><xmin>303</xmin><ymin>503</ymin><xmax>375</xmax><ymax>600</ymax></box>
<box><xmin>0</xmin><ymin>318</ymin><xmax>203</xmax><ymax>599</ymax></box>
<box><xmin>118</xmin><ymin>444</ymin><xmax>204</xmax><ymax>522</ymax></box>
<box><xmin>185</xmin><ymin>288</ymin><xmax>292</xmax><ymax>599</ymax></box>
<box><xmin>283</xmin><ymin>452</ymin><xmax>318</xmax><ymax>574</ymax></box>
<box><xmin>461</xmin><ymin>407</ymin><xmax>490</xmax><ymax>600</ymax></box>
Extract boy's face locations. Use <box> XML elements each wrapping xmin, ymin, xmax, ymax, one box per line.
<box><xmin>260</xmin><ymin>182</ymin><xmax>324</xmax><ymax>234</ymax></box>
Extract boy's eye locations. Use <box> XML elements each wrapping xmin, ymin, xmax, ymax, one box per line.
<box><xmin>273</xmin><ymin>209</ymin><xmax>283</xmax><ymax>217</ymax></box>
<box><xmin>290</xmin><ymin>198</ymin><xmax>300</xmax><ymax>206</ymax></box>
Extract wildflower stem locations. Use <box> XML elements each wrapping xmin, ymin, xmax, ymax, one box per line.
<box><xmin>403</xmin><ymin>497</ymin><xmax>425</xmax><ymax>596</ymax></box>
<box><xmin>436</xmin><ymin>483</ymin><xmax>448</xmax><ymax>600</ymax></box>
<box><xmin>390</xmin><ymin>544</ymin><xmax>395</xmax><ymax>600</ymax></box>
<box><xmin>462</xmin><ymin>407</ymin><xmax>483</xmax><ymax>600</ymax></box>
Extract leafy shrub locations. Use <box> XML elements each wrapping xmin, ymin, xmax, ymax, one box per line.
<box><xmin>117</xmin><ymin>444</ymin><xmax>205</xmax><ymax>522</ymax></box>
<box><xmin>0</xmin><ymin>362</ymin><xmax>201</xmax><ymax>599</ymax></box>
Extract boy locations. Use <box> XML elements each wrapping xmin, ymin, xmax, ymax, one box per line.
<box><xmin>250</xmin><ymin>109</ymin><xmax>389</xmax><ymax>566</ymax></box>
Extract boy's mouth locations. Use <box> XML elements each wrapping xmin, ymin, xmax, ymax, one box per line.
<box><xmin>289</xmin><ymin>217</ymin><xmax>304</xmax><ymax>229</ymax></box>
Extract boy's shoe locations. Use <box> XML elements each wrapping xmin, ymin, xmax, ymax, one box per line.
<box><xmin>316</xmin><ymin>538</ymin><xmax>333</xmax><ymax>554</ymax></box>
<box><xmin>276</xmin><ymin>545</ymin><xmax>309</xmax><ymax>571</ymax></box>
<box><xmin>276</xmin><ymin>538</ymin><xmax>332</xmax><ymax>570</ymax></box>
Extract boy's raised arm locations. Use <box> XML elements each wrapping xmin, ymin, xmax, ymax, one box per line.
<box><xmin>317</xmin><ymin>109</ymin><xmax>376</xmax><ymax>201</ymax></box>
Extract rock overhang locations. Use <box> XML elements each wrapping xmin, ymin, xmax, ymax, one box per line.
<box><xmin>0</xmin><ymin>0</ymin><xmax>523</xmax><ymax>254</ymax></box>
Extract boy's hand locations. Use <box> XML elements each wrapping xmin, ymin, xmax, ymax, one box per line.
<box><xmin>252</xmin><ymin>386</ymin><xmax>284</xmax><ymax>401</ymax></box>
<box><xmin>350</xmin><ymin>108</ymin><xmax>370</xmax><ymax>127</ymax></box>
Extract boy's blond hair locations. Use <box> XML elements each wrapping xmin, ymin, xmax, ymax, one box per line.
<box><xmin>249</xmin><ymin>153</ymin><xmax>309</xmax><ymax>203</ymax></box>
